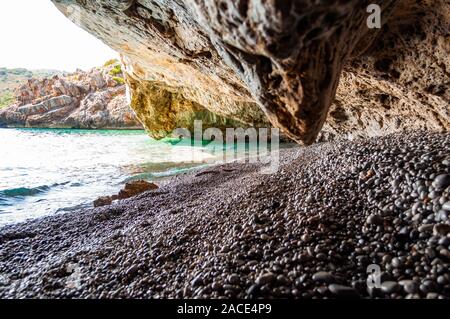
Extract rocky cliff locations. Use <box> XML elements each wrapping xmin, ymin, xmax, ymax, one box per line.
<box><xmin>50</xmin><ymin>0</ymin><xmax>449</xmax><ymax>144</ymax></box>
<box><xmin>0</xmin><ymin>61</ymin><xmax>142</xmax><ymax>129</ymax></box>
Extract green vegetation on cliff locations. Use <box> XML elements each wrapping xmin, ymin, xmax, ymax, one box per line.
<box><xmin>0</xmin><ymin>91</ymin><xmax>15</xmax><ymax>109</ymax></box>
<box><xmin>106</xmin><ymin>61</ymin><xmax>125</xmax><ymax>85</ymax></box>
<box><xmin>113</xmin><ymin>77</ymin><xmax>125</xmax><ymax>85</ymax></box>
<box><xmin>104</xmin><ymin>59</ymin><xmax>119</xmax><ymax>67</ymax></box>
<box><xmin>0</xmin><ymin>67</ymin><xmax>63</xmax><ymax>109</ymax></box>
<box><xmin>109</xmin><ymin>64</ymin><xmax>122</xmax><ymax>76</ymax></box>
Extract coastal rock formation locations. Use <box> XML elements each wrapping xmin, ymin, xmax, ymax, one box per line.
<box><xmin>321</xmin><ymin>0</ymin><xmax>450</xmax><ymax>141</ymax></box>
<box><xmin>0</xmin><ymin>62</ymin><xmax>142</xmax><ymax>129</ymax></box>
<box><xmin>118</xmin><ymin>180</ymin><xmax>159</xmax><ymax>200</ymax></box>
<box><xmin>51</xmin><ymin>0</ymin><xmax>449</xmax><ymax>144</ymax></box>
<box><xmin>94</xmin><ymin>180</ymin><xmax>159</xmax><ymax>207</ymax></box>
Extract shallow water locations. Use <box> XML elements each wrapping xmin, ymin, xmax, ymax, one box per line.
<box><xmin>0</xmin><ymin>128</ymin><xmax>218</xmax><ymax>226</ymax></box>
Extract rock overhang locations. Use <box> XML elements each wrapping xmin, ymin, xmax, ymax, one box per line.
<box><xmin>51</xmin><ymin>0</ymin><xmax>450</xmax><ymax>144</ymax></box>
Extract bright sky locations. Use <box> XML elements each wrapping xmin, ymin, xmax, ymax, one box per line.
<box><xmin>0</xmin><ymin>0</ymin><xmax>118</xmax><ymax>72</ymax></box>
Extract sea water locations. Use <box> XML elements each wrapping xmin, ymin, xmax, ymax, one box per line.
<box><xmin>0</xmin><ymin>128</ymin><xmax>218</xmax><ymax>226</ymax></box>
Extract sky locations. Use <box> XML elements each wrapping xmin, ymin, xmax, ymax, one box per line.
<box><xmin>0</xmin><ymin>0</ymin><xmax>118</xmax><ymax>72</ymax></box>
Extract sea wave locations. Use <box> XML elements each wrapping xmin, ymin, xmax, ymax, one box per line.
<box><xmin>0</xmin><ymin>185</ymin><xmax>52</xmax><ymax>199</ymax></box>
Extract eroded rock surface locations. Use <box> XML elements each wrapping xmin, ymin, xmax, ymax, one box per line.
<box><xmin>51</xmin><ymin>0</ymin><xmax>449</xmax><ymax>143</ymax></box>
<box><xmin>0</xmin><ymin>62</ymin><xmax>142</xmax><ymax>129</ymax></box>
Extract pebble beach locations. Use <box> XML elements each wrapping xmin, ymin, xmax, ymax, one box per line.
<box><xmin>0</xmin><ymin>131</ymin><xmax>449</xmax><ymax>299</ymax></box>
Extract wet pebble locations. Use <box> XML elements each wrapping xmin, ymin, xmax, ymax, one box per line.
<box><xmin>328</xmin><ymin>284</ymin><xmax>359</xmax><ymax>298</ymax></box>
<box><xmin>366</xmin><ymin>214</ymin><xmax>384</xmax><ymax>226</ymax></box>
<box><xmin>256</xmin><ymin>272</ymin><xmax>276</xmax><ymax>286</ymax></box>
<box><xmin>312</xmin><ymin>271</ymin><xmax>335</xmax><ymax>283</ymax></box>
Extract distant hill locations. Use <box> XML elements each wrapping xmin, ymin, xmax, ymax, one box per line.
<box><xmin>0</xmin><ymin>60</ymin><xmax>142</xmax><ymax>130</ymax></box>
<box><xmin>0</xmin><ymin>67</ymin><xmax>65</xmax><ymax>108</ymax></box>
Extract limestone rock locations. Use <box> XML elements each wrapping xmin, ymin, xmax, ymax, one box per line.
<box><xmin>51</xmin><ymin>0</ymin><xmax>449</xmax><ymax>144</ymax></box>
<box><xmin>118</xmin><ymin>180</ymin><xmax>159</xmax><ymax>199</ymax></box>
<box><xmin>94</xmin><ymin>196</ymin><xmax>113</xmax><ymax>208</ymax></box>
<box><xmin>93</xmin><ymin>180</ymin><xmax>158</xmax><ymax>207</ymax></box>
<box><xmin>0</xmin><ymin>62</ymin><xmax>142</xmax><ymax>129</ymax></box>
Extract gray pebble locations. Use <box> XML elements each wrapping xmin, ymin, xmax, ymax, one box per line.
<box><xmin>328</xmin><ymin>284</ymin><xmax>359</xmax><ymax>298</ymax></box>
<box><xmin>433</xmin><ymin>223</ymin><xmax>450</xmax><ymax>236</ymax></box>
<box><xmin>432</xmin><ymin>174</ymin><xmax>450</xmax><ymax>190</ymax></box>
<box><xmin>366</xmin><ymin>214</ymin><xmax>384</xmax><ymax>225</ymax></box>
<box><xmin>381</xmin><ymin>281</ymin><xmax>401</xmax><ymax>294</ymax></box>
<box><xmin>256</xmin><ymin>272</ymin><xmax>276</xmax><ymax>285</ymax></box>
<box><xmin>312</xmin><ymin>271</ymin><xmax>335</xmax><ymax>283</ymax></box>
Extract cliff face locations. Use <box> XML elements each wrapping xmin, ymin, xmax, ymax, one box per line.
<box><xmin>0</xmin><ymin>62</ymin><xmax>142</xmax><ymax>129</ymax></box>
<box><xmin>0</xmin><ymin>68</ymin><xmax>63</xmax><ymax>109</ymax></box>
<box><xmin>51</xmin><ymin>0</ymin><xmax>449</xmax><ymax>143</ymax></box>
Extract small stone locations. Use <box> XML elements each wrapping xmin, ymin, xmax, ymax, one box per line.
<box><xmin>191</xmin><ymin>275</ymin><xmax>203</xmax><ymax>287</ymax></box>
<box><xmin>155</xmin><ymin>254</ymin><xmax>166</xmax><ymax>262</ymax></box>
<box><xmin>223</xmin><ymin>284</ymin><xmax>235</xmax><ymax>291</ymax></box>
<box><xmin>391</xmin><ymin>257</ymin><xmax>403</xmax><ymax>268</ymax></box>
<box><xmin>256</xmin><ymin>272</ymin><xmax>276</xmax><ymax>285</ymax></box>
<box><xmin>439</xmin><ymin>249</ymin><xmax>450</xmax><ymax>260</ymax></box>
<box><xmin>366</xmin><ymin>213</ymin><xmax>383</xmax><ymax>225</ymax></box>
<box><xmin>276</xmin><ymin>275</ymin><xmax>289</xmax><ymax>285</ymax></box>
<box><xmin>93</xmin><ymin>196</ymin><xmax>112</xmax><ymax>207</ymax></box>
<box><xmin>312</xmin><ymin>271</ymin><xmax>335</xmax><ymax>283</ymax></box>
<box><xmin>305</xmin><ymin>195</ymin><xmax>314</xmax><ymax>204</ymax></box>
<box><xmin>126</xmin><ymin>265</ymin><xmax>139</xmax><ymax>277</ymax></box>
<box><xmin>228</xmin><ymin>274</ymin><xmax>240</xmax><ymax>285</ymax></box>
<box><xmin>433</xmin><ymin>223</ymin><xmax>450</xmax><ymax>236</ymax></box>
<box><xmin>301</xmin><ymin>233</ymin><xmax>310</xmax><ymax>241</ymax></box>
<box><xmin>183</xmin><ymin>286</ymin><xmax>192</xmax><ymax>296</ymax></box>
<box><xmin>381</xmin><ymin>281</ymin><xmax>400</xmax><ymax>294</ymax></box>
<box><xmin>437</xmin><ymin>275</ymin><xmax>448</xmax><ymax>285</ymax></box>
<box><xmin>432</xmin><ymin>174</ymin><xmax>450</xmax><ymax>190</ymax></box>
<box><xmin>437</xmin><ymin>210</ymin><xmax>449</xmax><ymax>221</ymax></box>
<box><xmin>420</xmin><ymin>280</ymin><xmax>438</xmax><ymax>294</ymax></box>
<box><xmin>328</xmin><ymin>284</ymin><xmax>359</xmax><ymax>298</ymax></box>
<box><xmin>438</xmin><ymin>237</ymin><xmax>450</xmax><ymax>246</ymax></box>
<box><xmin>399</xmin><ymin>280</ymin><xmax>418</xmax><ymax>294</ymax></box>
<box><xmin>418</xmin><ymin>224</ymin><xmax>434</xmax><ymax>233</ymax></box>
<box><xmin>233</xmin><ymin>224</ymin><xmax>243</xmax><ymax>232</ymax></box>
<box><xmin>220</xmin><ymin>245</ymin><xmax>230</xmax><ymax>253</ymax></box>
<box><xmin>442</xmin><ymin>201</ymin><xmax>450</xmax><ymax>211</ymax></box>
<box><xmin>247</xmin><ymin>284</ymin><xmax>259</xmax><ymax>296</ymax></box>
<box><xmin>118</xmin><ymin>180</ymin><xmax>158</xmax><ymax>199</ymax></box>
<box><xmin>426</xmin><ymin>293</ymin><xmax>439</xmax><ymax>299</ymax></box>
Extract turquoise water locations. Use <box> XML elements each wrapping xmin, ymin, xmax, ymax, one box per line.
<box><xmin>0</xmin><ymin>128</ymin><xmax>218</xmax><ymax>226</ymax></box>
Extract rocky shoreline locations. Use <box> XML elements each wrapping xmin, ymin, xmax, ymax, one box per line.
<box><xmin>0</xmin><ymin>61</ymin><xmax>142</xmax><ymax>130</ymax></box>
<box><xmin>0</xmin><ymin>132</ymin><xmax>449</xmax><ymax>299</ymax></box>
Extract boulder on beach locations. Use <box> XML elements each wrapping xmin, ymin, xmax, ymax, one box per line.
<box><xmin>93</xmin><ymin>180</ymin><xmax>159</xmax><ymax>207</ymax></box>
<box><xmin>118</xmin><ymin>181</ymin><xmax>159</xmax><ymax>200</ymax></box>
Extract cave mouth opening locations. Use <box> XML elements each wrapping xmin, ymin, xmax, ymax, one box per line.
<box><xmin>0</xmin><ymin>0</ymin><xmax>449</xmax><ymax>301</ymax></box>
